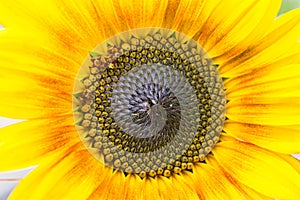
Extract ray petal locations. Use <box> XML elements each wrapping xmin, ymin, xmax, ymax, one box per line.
<box><xmin>226</xmin><ymin>96</ymin><xmax>300</xmax><ymax>126</ymax></box>
<box><xmin>0</xmin><ymin>116</ymin><xmax>79</xmax><ymax>171</ymax></box>
<box><xmin>213</xmin><ymin>139</ymin><xmax>300</xmax><ymax>199</ymax></box>
<box><xmin>9</xmin><ymin>149</ymin><xmax>109</xmax><ymax>200</ymax></box>
<box><xmin>224</xmin><ymin>120</ymin><xmax>300</xmax><ymax>154</ymax></box>
<box><xmin>219</xmin><ymin>8</ymin><xmax>300</xmax><ymax>77</ymax></box>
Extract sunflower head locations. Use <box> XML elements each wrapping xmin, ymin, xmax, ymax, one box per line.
<box><xmin>1</xmin><ymin>0</ymin><xmax>300</xmax><ymax>199</ymax></box>
<box><xmin>73</xmin><ymin>28</ymin><xmax>226</xmax><ymax>178</ymax></box>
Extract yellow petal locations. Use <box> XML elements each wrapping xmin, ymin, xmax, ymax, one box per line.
<box><xmin>206</xmin><ymin>156</ymin><xmax>272</xmax><ymax>200</ymax></box>
<box><xmin>157</xmin><ymin>175</ymin><xmax>199</xmax><ymax>200</ymax></box>
<box><xmin>141</xmin><ymin>178</ymin><xmax>161</xmax><ymax>200</ymax></box>
<box><xmin>0</xmin><ymin>24</ymin><xmax>87</xmax><ymax>77</ymax></box>
<box><xmin>0</xmin><ymin>0</ymin><xmax>102</xmax><ymax>46</ymax></box>
<box><xmin>9</xmin><ymin>149</ymin><xmax>109</xmax><ymax>200</ymax></box>
<box><xmin>0</xmin><ymin>30</ymin><xmax>77</xmax><ymax>119</ymax></box>
<box><xmin>88</xmin><ymin>170</ymin><xmax>126</xmax><ymax>200</ymax></box>
<box><xmin>0</xmin><ymin>75</ymin><xmax>73</xmax><ymax>119</ymax></box>
<box><xmin>213</xmin><ymin>139</ymin><xmax>300</xmax><ymax>199</ymax></box>
<box><xmin>206</xmin><ymin>0</ymin><xmax>281</xmax><ymax>60</ymax></box>
<box><xmin>0</xmin><ymin>0</ymin><xmax>59</xmax><ymax>30</ymax></box>
<box><xmin>104</xmin><ymin>172</ymin><xmax>127</xmax><ymax>200</ymax></box>
<box><xmin>187</xmin><ymin>161</ymin><xmax>245</xmax><ymax>199</ymax></box>
<box><xmin>0</xmin><ymin>1</ymin><xmax>110</xmax><ymax>68</ymax></box>
<box><xmin>89</xmin><ymin>172</ymin><xmax>196</xmax><ymax>200</ymax></box>
<box><xmin>165</xmin><ymin>0</ymin><xmax>220</xmax><ymax>37</ymax></box>
<box><xmin>0</xmin><ymin>91</ymin><xmax>69</xmax><ymax>119</ymax></box>
<box><xmin>197</xmin><ymin>0</ymin><xmax>281</xmax><ymax>56</ymax></box>
<box><xmin>124</xmin><ymin>175</ymin><xmax>143</xmax><ymax>200</ymax></box>
<box><xmin>224</xmin><ymin>120</ymin><xmax>300</xmax><ymax>154</ymax></box>
<box><xmin>227</xmin><ymin>97</ymin><xmax>300</xmax><ymax>126</ymax></box>
<box><xmin>44</xmin><ymin>0</ymin><xmax>112</xmax><ymax>55</ymax></box>
<box><xmin>90</xmin><ymin>0</ymin><xmax>129</xmax><ymax>36</ymax></box>
<box><xmin>277</xmin><ymin>154</ymin><xmax>300</xmax><ymax>174</ymax></box>
<box><xmin>234</xmin><ymin>181</ymin><xmax>273</xmax><ymax>200</ymax></box>
<box><xmin>219</xmin><ymin>8</ymin><xmax>300</xmax><ymax>77</ymax></box>
<box><xmin>0</xmin><ymin>116</ymin><xmax>79</xmax><ymax>171</ymax></box>
<box><xmin>172</xmin><ymin>175</ymin><xmax>200</xmax><ymax>200</ymax></box>
<box><xmin>225</xmin><ymin>61</ymin><xmax>300</xmax><ymax>99</ymax></box>
<box><xmin>117</xmin><ymin>0</ymin><xmax>168</xmax><ymax>29</ymax></box>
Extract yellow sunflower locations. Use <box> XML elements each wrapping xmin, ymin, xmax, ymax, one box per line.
<box><xmin>1</xmin><ymin>0</ymin><xmax>300</xmax><ymax>199</ymax></box>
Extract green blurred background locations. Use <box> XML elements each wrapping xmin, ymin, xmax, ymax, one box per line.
<box><xmin>279</xmin><ymin>0</ymin><xmax>300</xmax><ymax>14</ymax></box>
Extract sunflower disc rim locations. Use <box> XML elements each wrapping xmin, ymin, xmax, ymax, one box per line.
<box><xmin>73</xmin><ymin>28</ymin><xmax>226</xmax><ymax>178</ymax></box>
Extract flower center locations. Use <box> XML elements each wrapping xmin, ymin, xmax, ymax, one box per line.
<box><xmin>73</xmin><ymin>28</ymin><xmax>226</xmax><ymax>178</ymax></box>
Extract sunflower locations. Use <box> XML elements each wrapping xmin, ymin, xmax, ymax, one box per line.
<box><xmin>1</xmin><ymin>0</ymin><xmax>300</xmax><ymax>199</ymax></box>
